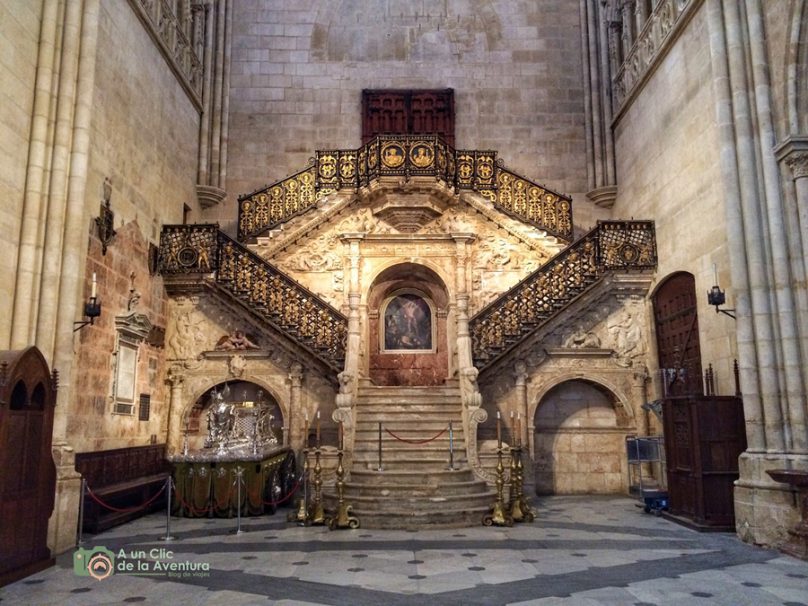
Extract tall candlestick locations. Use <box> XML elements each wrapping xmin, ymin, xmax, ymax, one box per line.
<box><xmin>339</xmin><ymin>421</ymin><xmax>344</xmax><ymax>451</ymax></box>
<box><xmin>516</xmin><ymin>412</ymin><xmax>521</xmax><ymax>447</ymax></box>
<box><xmin>316</xmin><ymin>410</ymin><xmax>321</xmax><ymax>448</ymax></box>
<box><xmin>496</xmin><ymin>411</ymin><xmax>501</xmax><ymax>448</ymax></box>
<box><xmin>91</xmin><ymin>272</ymin><xmax>97</xmax><ymax>299</ymax></box>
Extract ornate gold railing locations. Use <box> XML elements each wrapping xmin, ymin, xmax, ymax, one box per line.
<box><xmin>158</xmin><ymin>224</ymin><xmax>347</xmax><ymax>370</ymax></box>
<box><xmin>469</xmin><ymin>221</ymin><xmax>657</xmax><ymax>370</ymax></box>
<box><xmin>237</xmin><ymin>135</ymin><xmax>573</xmax><ymax>242</ymax></box>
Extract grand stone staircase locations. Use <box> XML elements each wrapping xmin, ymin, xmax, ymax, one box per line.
<box><xmin>334</xmin><ymin>382</ymin><xmax>495</xmax><ymax>528</ymax></box>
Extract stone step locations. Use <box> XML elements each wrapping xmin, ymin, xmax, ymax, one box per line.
<box><xmin>345</xmin><ymin>505</ymin><xmax>493</xmax><ymax>530</ymax></box>
<box><xmin>352</xmin><ymin>445</ymin><xmax>465</xmax><ymax>456</ymax></box>
<box><xmin>356</xmin><ymin>403</ymin><xmax>462</xmax><ymax>412</ymax></box>
<box><xmin>351</xmin><ymin>458</ymin><xmax>463</xmax><ymax>471</ymax></box>
<box><xmin>343</xmin><ymin>480</ymin><xmax>488</xmax><ymax>497</ymax></box>
<box><xmin>349</xmin><ymin>468</ymin><xmax>476</xmax><ymax>484</ymax></box>
<box><xmin>338</xmin><ymin>491</ymin><xmax>495</xmax><ymax>510</ymax></box>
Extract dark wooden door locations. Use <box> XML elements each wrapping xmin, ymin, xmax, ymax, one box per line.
<box><xmin>653</xmin><ymin>273</ymin><xmax>703</xmax><ymax>396</ymax></box>
<box><xmin>362</xmin><ymin>89</ymin><xmax>455</xmax><ymax>146</ymax></box>
<box><xmin>0</xmin><ymin>347</ymin><xmax>56</xmax><ymax>586</ymax></box>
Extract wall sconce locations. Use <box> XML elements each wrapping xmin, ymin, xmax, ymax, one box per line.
<box><xmin>96</xmin><ymin>177</ymin><xmax>116</xmax><ymax>255</ymax></box>
<box><xmin>74</xmin><ymin>273</ymin><xmax>102</xmax><ymax>331</ymax></box>
<box><xmin>707</xmin><ymin>264</ymin><xmax>736</xmax><ymax>319</ymax></box>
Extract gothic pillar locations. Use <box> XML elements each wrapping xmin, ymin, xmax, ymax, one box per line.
<box><xmin>635</xmin><ymin>0</ymin><xmax>649</xmax><ymax>34</ymax></box>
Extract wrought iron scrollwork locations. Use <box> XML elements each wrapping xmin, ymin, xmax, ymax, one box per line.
<box><xmin>469</xmin><ymin>221</ymin><xmax>657</xmax><ymax>369</ymax></box>
<box><xmin>493</xmin><ymin>168</ymin><xmax>573</xmax><ymax>241</ymax></box>
<box><xmin>158</xmin><ymin>225</ymin><xmax>347</xmax><ymax>370</ymax></box>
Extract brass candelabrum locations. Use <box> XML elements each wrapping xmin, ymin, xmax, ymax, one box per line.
<box><xmin>483</xmin><ymin>445</ymin><xmax>513</xmax><ymax>527</ymax></box>
<box><xmin>327</xmin><ymin>446</ymin><xmax>360</xmax><ymax>530</ymax></box>
<box><xmin>308</xmin><ymin>446</ymin><xmax>326</xmax><ymax>525</ymax></box>
<box><xmin>288</xmin><ymin>447</ymin><xmax>309</xmax><ymax>525</ymax></box>
<box><xmin>509</xmin><ymin>445</ymin><xmax>535</xmax><ymax>523</ymax></box>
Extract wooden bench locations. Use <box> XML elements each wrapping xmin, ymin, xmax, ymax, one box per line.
<box><xmin>75</xmin><ymin>444</ymin><xmax>170</xmax><ymax>534</ymax></box>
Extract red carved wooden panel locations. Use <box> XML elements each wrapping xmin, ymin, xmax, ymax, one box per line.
<box><xmin>653</xmin><ymin>272</ymin><xmax>703</xmax><ymax>395</ymax></box>
<box><xmin>362</xmin><ymin>89</ymin><xmax>455</xmax><ymax>147</ymax></box>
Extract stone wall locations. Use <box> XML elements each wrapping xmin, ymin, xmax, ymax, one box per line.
<box><xmin>0</xmin><ymin>0</ymin><xmax>42</xmax><ymax>346</ymax></box>
<box><xmin>220</xmin><ymin>0</ymin><xmax>595</xmax><ymax>233</ymax></box>
<box><xmin>610</xmin><ymin>4</ymin><xmax>736</xmax><ymax>395</ymax></box>
<box><xmin>87</xmin><ymin>0</ymin><xmax>201</xmax><ymax>237</ymax></box>
<box><xmin>534</xmin><ymin>380</ymin><xmax>628</xmax><ymax>494</ymax></box>
<box><xmin>71</xmin><ymin>222</ymin><xmax>168</xmax><ymax>451</ymax></box>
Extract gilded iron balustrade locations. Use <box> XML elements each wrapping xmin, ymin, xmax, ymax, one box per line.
<box><xmin>481</xmin><ymin>168</ymin><xmax>573</xmax><ymax>240</ymax></box>
<box><xmin>158</xmin><ymin>225</ymin><xmax>347</xmax><ymax>370</ymax></box>
<box><xmin>469</xmin><ymin>220</ymin><xmax>656</xmax><ymax>369</ymax></box>
<box><xmin>237</xmin><ymin>135</ymin><xmax>573</xmax><ymax>242</ymax></box>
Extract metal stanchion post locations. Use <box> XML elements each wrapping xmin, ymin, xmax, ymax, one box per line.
<box><xmin>378</xmin><ymin>422</ymin><xmax>383</xmax><ymax>471</ymax></box>
<box><xmin>161</xmin><ymin>476</ymin><xmax>176</xmax><ymax>541</ymax></box>
<box><xmin>77</xmin><ymin>477</ymin><xmax>86</xmax><ymax>546</ymax></box>
<box><xmin>448</xmin><ymin>421</ymin><xmax>455</xmax><ymax>471</ymax></box>
<box><xmin>233</xmin><ymin>466</ymin><xmax>245</xmax><ymax>535</ymax></box>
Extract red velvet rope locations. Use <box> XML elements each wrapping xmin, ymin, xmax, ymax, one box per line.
<box><xmin>385</xmin><ymin>426</ymin><xmax>448</xmax><ymax>444</ymax></box>
<box><xmin>85</xmin><ymin>481</ymin><xmax>167</xmax><ymax>514</ymax></box>
<box><xmin>262</xmin><ymin>475</ymin><xmax>302</xmax><ymax>506</ymax></box>
<box><xmin>173</xmin><ymin>485</ymin><xmax>212</xmax><ymax>515</ymax></box>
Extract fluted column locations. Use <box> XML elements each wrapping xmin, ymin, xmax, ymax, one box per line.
<box><xmin>513</xmin><ymin>360</ymin><xmax>529</xmax><ymax>448</ymax></box>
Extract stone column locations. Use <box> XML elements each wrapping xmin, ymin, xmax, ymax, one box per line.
<box><xmin>705</xmin><ymin>0</ymin><xmax>765</xmax><ymax>452</ymax></box>
<box><xmin>635</xmin><ymin>0</ymin><xmax>649</xmax><ymax>34</ymax></box>
<box><xmin>10</xmin><ymin>0</ymin><xmax>60</xmax><ymax>348</ymax></box>
<box><xmin>513</xmin><ymin>359</ymin><xmax>534</xmax><ymax>495</ymax></box>
<box><xmin>621</xmin><ymin>1</ymin><xmax>635</xmax><ymax>58</ymax></box>
<box><xmin>783</xmin><ymin>147</ymin><xmax>808</xmax><ymax>451</ymax></box>
<box><xmin>288</xmin><ymin>362</ymin><xmax>303</xmax><ymax>449</ymax></box>
<box><xmin>451</xmin><ymin>234</ymin><xmax>475</xmax><ymax>371</ymax></box>
<box><xmin>166</xmin><ymin>365</ymin><xmax>186</xmax><ymax>455</ymax></box>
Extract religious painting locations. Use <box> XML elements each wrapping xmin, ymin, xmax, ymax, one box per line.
<box><xmin>382</xmin><ymin>293</ymin><xmax>433</xmax><ymax>351</ymax></box>
<box><xmin>381</xmin><ymin>143</ymin><xmax>405</xmax><ymax>168</ymax></box>
<box><xmin>409</xmin><ymin>143</ymin><xmax>434</xmax><ymax>168</ymax></box>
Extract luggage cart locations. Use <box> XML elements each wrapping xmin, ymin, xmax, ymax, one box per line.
<box><xmin>626</xmin><ymin>435</ymin><xmax>668</xmax><ymax>515</ymax></box>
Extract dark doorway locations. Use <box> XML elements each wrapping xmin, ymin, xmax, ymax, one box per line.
<box><xmin>362</xmin><ymin>89</ymin><xmax>455</xmax><ymax>146</ymax></box>
<box><xmin>652</xmin><ymin>272</ymin><xmax>703</xmax><ymax>395</ymax></box>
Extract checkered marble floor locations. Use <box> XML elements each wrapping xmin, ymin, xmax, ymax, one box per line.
<box><xmin>2</xmin><ymin>496</ymin><xmax>807</xmax><ymax>605</ymax></box>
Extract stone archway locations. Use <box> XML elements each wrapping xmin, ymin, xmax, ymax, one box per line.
<box><xmin>533</xmin><ymin>379</ymin><xmax>631</xmax><ymax>495</ymax></box>
<box><xmin>367</xmin><ymin>263</ymin><xmax>449</xmax><ymax>386</ymax></box>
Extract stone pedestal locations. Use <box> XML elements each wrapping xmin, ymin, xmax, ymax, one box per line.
<box><xmin>47</xmin><ymin>442</ymin><xmax>82</xmax><ymax>555</ymax></box>
<box><xmin>734</xmin><ymin>452</ymin><xmax>808</xmax><ymax>549</ymax></box>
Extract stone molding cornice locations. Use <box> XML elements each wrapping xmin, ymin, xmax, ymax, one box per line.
<box><xmin>612</xmin><ymin>0</ymin><xmax>703</xmax><ymax>125</ymax></box>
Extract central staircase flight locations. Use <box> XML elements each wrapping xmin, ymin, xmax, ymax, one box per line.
<box><xmin>331</xmin><ymin>382</ymin><xmax>495</xmax><ymax>528</ymax></box>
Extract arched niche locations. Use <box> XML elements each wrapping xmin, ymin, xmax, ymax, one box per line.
<box><xmin>183</xmin><ymin>380</ymin><xmax>284</xmax><ymax>451</ymax></box>
<box><xmin>533</xmin><ymin>379</ymin><xmax>631</xmax><ymax>496</ymax></box>
<box><xmin>366</xmin><ymin>262</ymin><xmax>450</xmax><ymax>386</ymax></box>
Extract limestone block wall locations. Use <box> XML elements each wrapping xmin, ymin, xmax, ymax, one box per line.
<box><xmin>87</xmin><ymin>0</ymin><xmax>201</xmax><ymax>236</ymax></box>
<box><xmin>71</xmin><ymin>222</ymin><xmax>168</xmax><ymax>452</ymax></box>
<box><xmin>0</xmin><ymin>0</ymin><xmax>43</xmax><ymax>346</ymax></box>
<box><xmin>610</xmin><ymin>4</ymin><xmax>736</xmax><ymax>395</ymax></box>
<box><xmin>221</xmin><ymin>0</ymin><xmax>595</xmax><ymax>233</ymax></box>
<box><xmin>64</xmin><ymin>0</ymin><xmax>204</xmax><ymax>453</ymax></box>
<box><xmin>533</xmin><ymin>380</ymin><xmax>629</xmax><ymax>495</ymax></box>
